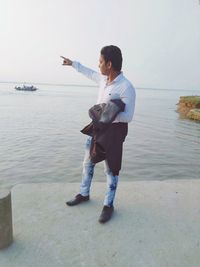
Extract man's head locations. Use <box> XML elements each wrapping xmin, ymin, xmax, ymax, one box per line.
<box><xmin>99</xmin><ymin>45</ymin><xmax>123</xmax><ymax>75</ymax></box>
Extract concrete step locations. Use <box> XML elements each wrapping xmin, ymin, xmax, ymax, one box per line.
<box><xmin>0</xmin><ymin>181</ymin><xmax>200</xmax><ymax>267</ymax></box>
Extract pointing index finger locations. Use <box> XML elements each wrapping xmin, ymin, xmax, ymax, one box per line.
<box><xmin>60</xmin><ymin>56</ymin><xmax>67</xmax><ymax>60</ymax></box>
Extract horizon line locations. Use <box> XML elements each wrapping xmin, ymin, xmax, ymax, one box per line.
<box><xmin>0</xmin><ymin>81</ymin><xmax>199</xmax><ymax>92</ymax></box>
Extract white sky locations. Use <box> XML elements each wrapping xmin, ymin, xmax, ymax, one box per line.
<box><xmin>0</xmin><ymin>0</ymin><xmax>200</xmax><ymax>89</ymax></box>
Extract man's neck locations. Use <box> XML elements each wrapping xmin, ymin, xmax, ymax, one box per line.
<box><xmin>107</xmin><ymin>71</ymin><xmax>121</xmax><ymax>85</ymax></box>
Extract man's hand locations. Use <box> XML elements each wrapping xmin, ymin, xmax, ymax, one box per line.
<box><xmin>60</xmin><ymin>56</ymin><xmax>73</xmax><ymax>66</ymax></box>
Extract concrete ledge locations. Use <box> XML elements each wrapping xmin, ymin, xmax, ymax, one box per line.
<box><xmin>0</xmin><ymin>189</ymin><xmax>13</xmax><ymax>249</ymax></box>
<box><xmin>0</xmin><ymin>181</ymin><xmax>200</xmax><ymax>267</ymax></box>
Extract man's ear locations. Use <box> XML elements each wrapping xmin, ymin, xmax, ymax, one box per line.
<box><xmin>107</xmin><ymin>61</ymin><xmax>112</xmax><ymax>69</ymax></box>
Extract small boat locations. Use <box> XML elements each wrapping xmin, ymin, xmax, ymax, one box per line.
<box><xmin>15</xmin><ymin>85</ymin><xmax>38</xmax><ymax>91</ymax></box>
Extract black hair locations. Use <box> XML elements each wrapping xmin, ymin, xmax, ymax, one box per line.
<box><xmin>100</xmin><ymin>45</ymin><xmax>123</xmax><ymax>71</ymax></box>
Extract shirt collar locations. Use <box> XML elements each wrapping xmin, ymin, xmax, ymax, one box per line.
<box><xmin>113</xmin><ymin>72</ymin><xmax>123</xmax><ymax>83</ymax></box>
<box><xmin>106</xmin><ymin>72</ymin><xmax>124</xmax><ymax>85</ymax></box>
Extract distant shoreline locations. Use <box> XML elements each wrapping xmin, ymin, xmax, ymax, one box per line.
<box><xmin>0</xmin><ymin>81</ymin><xmax>97</xmax><ymax>88</ymax></box>
<box><xmin>0</xmin><ymin>81</ymin><xmax>199</xmax><ymax>92</ymax></box>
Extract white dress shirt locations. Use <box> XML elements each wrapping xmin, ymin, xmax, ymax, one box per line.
<box><xmin>72</xmin><ymin>61</ymin><xmax>136</xmax><ymax>123</ymax></box>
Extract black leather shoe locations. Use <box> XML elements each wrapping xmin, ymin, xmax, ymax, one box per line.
<box><xmin>66</xmin><ymin>194</ymin><xmax>89</xmax><ymax>206</ymax></box>
<box><xmin>98</xmin><ymin>205</ymin><xmax>114</xmax><ymax>223</ymax></box>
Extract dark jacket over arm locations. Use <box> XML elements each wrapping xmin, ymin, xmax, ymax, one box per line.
<box><xmin>81</xmin><ymin>99</ymin><xmax>128</xmax><ymax>176</ymax></box>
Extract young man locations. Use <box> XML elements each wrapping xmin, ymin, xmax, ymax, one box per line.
<box><xmin>61</xmin><ymin>45</ymin><xmax>136</xmax><ymax>223</ymax></box>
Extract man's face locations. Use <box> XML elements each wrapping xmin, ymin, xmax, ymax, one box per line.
<box><xmin>98</xmin><ymin>55</ymin><xmax>111</xmax><ymax>76</ymax></box>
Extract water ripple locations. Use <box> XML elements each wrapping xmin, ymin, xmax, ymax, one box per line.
<box><xmin>0</xmin><ymin>85</ymin><xmax>200</xmax><ymax>189</ymax></box>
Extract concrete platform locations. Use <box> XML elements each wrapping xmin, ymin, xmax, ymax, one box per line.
<box><xmin>0</xmin><ymin>180</ymin><xmax>200</xmax><ymax>267</ymax></box>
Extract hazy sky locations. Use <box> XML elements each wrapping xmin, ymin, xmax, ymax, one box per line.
<box><xmin>1</xmin><ymin>0</ymin><xmax>200</xmax><ymax>89</ymax></box>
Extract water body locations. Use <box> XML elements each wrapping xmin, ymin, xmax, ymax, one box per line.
<box><xmin>0</xmin><ymin>83</ymin><xmax>200</xmax><ymax>189</ymax></box>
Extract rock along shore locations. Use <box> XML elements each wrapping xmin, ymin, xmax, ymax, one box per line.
<box><xmin>177</xmin><ymin>96</ymin><xmax>200</xmax><ymax>121</ymax></box>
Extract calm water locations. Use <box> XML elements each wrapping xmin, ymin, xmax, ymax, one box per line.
<box><xmin>0</xmin><ymin>83</ymin><xmax>200</xmax><ymax>189</ymax></box>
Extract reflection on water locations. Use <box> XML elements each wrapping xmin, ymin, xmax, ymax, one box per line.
<box><xmin>0</xmin><ymin>84</ymin><xmax>200</xmax><ymax>189</ymax></box>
